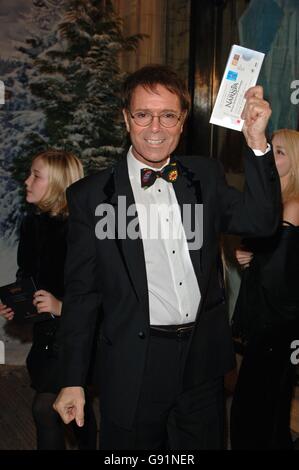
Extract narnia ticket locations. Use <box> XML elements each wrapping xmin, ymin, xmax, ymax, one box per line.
<box><xmin>209</xmin><ymin>45</ymin><xmax>265</xmax><ymax>131</ymax></box>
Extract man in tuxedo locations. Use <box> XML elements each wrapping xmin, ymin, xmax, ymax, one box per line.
<box><xmin>54</xmin><ymin>64</ymin><xmax>280</xmax><ymax>449</ymax></box>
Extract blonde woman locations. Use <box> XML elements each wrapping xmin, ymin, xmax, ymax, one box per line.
<box><xmin>231</xmin><ymin>129</ymin><xmax>299</xmax><ymax>450</ymax></box>
<box><xmin>0</xmin><ymin>150</ymin><xmax>97</xmax><ymax>449</ymax></box>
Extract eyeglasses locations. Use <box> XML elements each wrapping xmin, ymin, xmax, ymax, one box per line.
<box><xmin>128</xmin><ymin>110</ymin><xmax>183</xmax><ymax>128</ymax></box>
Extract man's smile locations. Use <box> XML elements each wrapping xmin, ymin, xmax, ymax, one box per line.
<box><xmin>145</xmin><ymin>138</ymin><xmax>165</xmax><ymax>145</ymax></box>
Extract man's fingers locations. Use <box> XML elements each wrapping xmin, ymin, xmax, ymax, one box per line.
<box><xmin>53</xmin><ymin>401</ymin><xmax>75</xmax><ymax>424</ymax></box>
<box><xmin>242</xmin><ymin>101</ymin><xmax>271</xmax><ymax>121</ymax></box>
<box><xmin>58</xmin><ymin>404</ymin><xmax>84</xmax><ymax>427</ymax></box>
<box><xmin>244</xmin><ymin>85</ymin><xmax>263</xmax><ymax>100</ymax></box>
<box><xmin>62</xmin><ymin>408</ymin><xmax>76</xmax><ymax>425</ymax></box>
<box><xmin>53</xmin><ymin>387</ymin><xmax>85</xmax><ymax>427</ymax></box>
<box><xmin>75</xmin><ymin>408</ymin><xmax>85</xmax><ymax>428</ymax></box>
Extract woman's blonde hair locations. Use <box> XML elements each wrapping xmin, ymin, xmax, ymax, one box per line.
<box><xmin>272</xmin><ymin>128</ymin><xmax>299</xmax><ymax>202</ymax></box>
<box><xmin>33</xmin><ymin>149</ymin><xmax>84</xmax><ymax>216</ymax></box>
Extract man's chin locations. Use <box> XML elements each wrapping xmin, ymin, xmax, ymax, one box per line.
<box><xmin>134</xmin><ymin>150</ymin><xmax>169</xmax><ymax>166</ymax></box>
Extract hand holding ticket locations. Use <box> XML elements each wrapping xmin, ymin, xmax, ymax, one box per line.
<box><xmin>210</xmin><ymin>45</ymin><xmax>267</xmax><ymax>132</ymax></box>
<box><xmin>241</xmin><ymin>85</ymin><xmax>271</xmax><ymax>152</ymax></box>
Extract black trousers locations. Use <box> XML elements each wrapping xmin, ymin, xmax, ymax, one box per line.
<box><xmin>230</xmin><ymin>325</ymin><xmax>296</xmax><ymax>450</ymax></box>
<box><xmin>32</xmin><ymin>390</ymin><xmax>98</xmax><ymax>450</ymax></box>
<box><xmin>100</xmin><ymin>334</ymin><xmax>224</xmax><ymax>450</ymax></box>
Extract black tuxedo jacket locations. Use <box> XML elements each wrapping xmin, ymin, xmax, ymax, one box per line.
<box><xmin>59</xmin><ymin>147</ymin><xmax>281</xmax><ymax>429</ymax></box>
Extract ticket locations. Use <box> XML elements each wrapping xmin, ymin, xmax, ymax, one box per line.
<box><xmin>209</xmin><ymin>45</ymin><xmax>265</xmax><ymax>131</ymax></box>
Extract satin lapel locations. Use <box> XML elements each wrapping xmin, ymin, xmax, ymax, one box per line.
<box><xmin>172</xmin><ymin>159</ymin><xmax>204</xmax><ymax>286</ymax></box>
<box><xmin>103</xmin><ymin>158</ymin><xmax>148</xmax><ymax>305</ymax></box>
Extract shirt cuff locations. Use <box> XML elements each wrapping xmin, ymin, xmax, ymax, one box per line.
<box><xmin>251</xmin><ymin>143</ymin><xmax>271</xmax><ymax>156</ymax></box>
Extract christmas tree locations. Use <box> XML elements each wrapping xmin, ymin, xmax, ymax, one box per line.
<box><xmin>1</xmin><ymin>0</ymin><xmax>143</xmax><ymax>240</ymax></box>
<box><xmin>26</xmin><ymin>0</ymin><xmax>143</xmax><ymax>173</ymax></box>
<box><xmin>0</xmin><ymin>1</ymin><xmax>67</xmax><ymax>239</ymax></box>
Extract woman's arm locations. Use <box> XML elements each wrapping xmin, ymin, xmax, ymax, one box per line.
<box><xmin>283</xmin><ymin>199</ymin><xmax>299</xmax><ymax>226</ymax></box>
<box><xmin>235</xmin><ymin>247</ymin><xmax>254</xmax><ymax>268</ymax></box>
<box><xmin>0</xmin><ymin>303</ymin><xmax>14</xmax><ymax>320</ymax></box>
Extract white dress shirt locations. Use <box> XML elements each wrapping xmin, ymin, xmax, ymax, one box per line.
<box><xmin>127</xmin><ymin>147</ymin><xmax>201</xmax><ymax>326</ymax></box>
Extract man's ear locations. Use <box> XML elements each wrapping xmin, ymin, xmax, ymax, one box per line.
<box><xmin>122</xmin><ymin>109</ymin><xmax>130</xmax><ymax>132</ymax></box>
<box><xmin>180</xmin><ymin>111</ymin><xmax>188</xmax><ymax>133</ymax></box>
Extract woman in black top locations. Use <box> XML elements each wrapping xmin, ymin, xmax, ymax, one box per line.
<box><xmin>0</xmin><ymin>150</ymin><xmax>97</xmax><ymax>449</ymax></box>
<box><xmin>230</xmin><ymin>129</ymin><xmax>299</xmax><ymax>450</ymax></box>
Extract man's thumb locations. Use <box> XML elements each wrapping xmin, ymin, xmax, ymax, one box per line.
<box><xmin>75</xmin><ymin>407</ymin><xmax>85</xmax><ymax>427</ymax></box>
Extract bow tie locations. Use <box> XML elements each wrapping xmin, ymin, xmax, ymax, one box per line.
<box><xmin>140</xmin><ymin>162</ymin><xmax>178</xmax><ymax>189</ymax></box>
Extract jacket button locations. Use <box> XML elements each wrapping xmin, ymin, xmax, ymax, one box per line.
<box><xmin>138</xmin><ymin>331</ymin><xmax>145</xmax><ymax>339</ymax></box>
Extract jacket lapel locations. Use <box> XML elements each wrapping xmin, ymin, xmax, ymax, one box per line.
<box><xmin>103</xmin><ymin>157</ymin><xmax>149</xmax><ymax>306</ymax></box>
<box><xmin>173</xmin><ymin>159</ymin><xmax>204</xmax><ymax>286</ymax></box>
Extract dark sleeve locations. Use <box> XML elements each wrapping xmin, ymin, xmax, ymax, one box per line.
<box><xmin>58</xmin><ymin>186</ymin><xmax>102</xmax><ymax>387</ymax></box>
<box><xmin>261</xmin><ymin>228</ymin><xmax>299</xmax><ymax>319</ymax></box>
<box><xmin>16</xmin><ymin>215</ymin><xmax>36</xmax><ymax>281</ymax></box>
<box><xmin>216</xmin><ymin>147</ymin><xmax>281</xmax><ymax>237</ymax></box>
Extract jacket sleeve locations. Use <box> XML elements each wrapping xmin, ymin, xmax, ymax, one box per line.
<box><xmin>216</xmin><ymin>146</ymin><xmax>281</xmax><ymax>237</ymax></box>
<box><xmin>16</xmin><ymin>215</ymin><xmax>36</xmax><ymax>281</ymax></box>
<box><xmin>58</xmin><ymin>185</ymin><xmax>102</xmax><ymax>388</ymax></box>
<box><xmin>261</xmin><ymin>227</ymin><xmax>299</xmax><ymax>320</ymax></box>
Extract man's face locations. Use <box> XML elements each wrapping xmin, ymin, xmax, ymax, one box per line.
<box><xmin>123</xmin><ymin>84</ymin><xmax>186</xmax><ymax>168</ymax></box>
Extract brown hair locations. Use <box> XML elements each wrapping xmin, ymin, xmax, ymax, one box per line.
<box><xmin>122</xmin><ymin>64</ymin><xmax>191</xmax><ymax>113</ymax></box>
<box><xmin>33</xmin><ymin>149</ymin><xmax>84</xmax><ymax>216</ymax></box>
<box><xmin>272</xmin><ymin>129</ymin><xmax>299</xmax><ymax>202</ymax></box>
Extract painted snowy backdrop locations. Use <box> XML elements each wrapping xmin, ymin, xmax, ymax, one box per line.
<box><xmin>0</xmin><ymin>0</ymin><xmax>142</xmax><ymax>362</ymax></box>
<box><xmin>0</xmin><ymin>0</ymin><xmax>142</xmax><ymax>280</ymax></box>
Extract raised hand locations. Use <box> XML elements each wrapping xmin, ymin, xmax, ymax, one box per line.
<box><xmin>242</xmin><ymin>85</ymin><xmax>271</xmax><ymax>152</ymax></box>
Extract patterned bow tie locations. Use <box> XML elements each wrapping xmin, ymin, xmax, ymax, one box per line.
<box><xmin>140</xmin><ymin>162</ymin><xmax>178</xmax><ymax>189</ymax></box>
